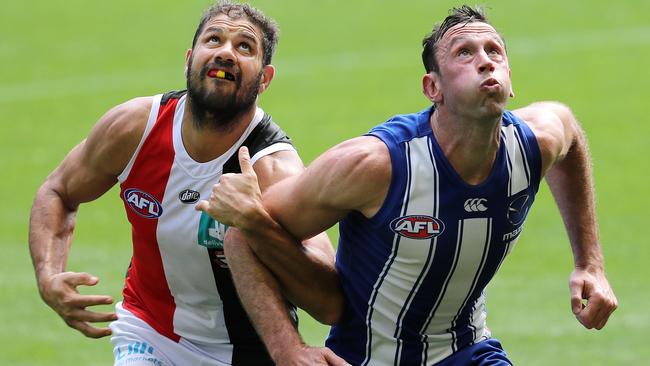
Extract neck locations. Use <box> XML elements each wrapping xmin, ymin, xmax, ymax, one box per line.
<box><xmin>182</xmin><ymin>98</ymin><xmax>257</xmax><ymax>163</ymax></box>
<box><xmin>431</xmin><ymin>106</ymin><xmax>503</xmax><ymax>185</ymax></box>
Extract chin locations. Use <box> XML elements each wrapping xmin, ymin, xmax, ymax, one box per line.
<box><xmin>481</xmin><ymin>103</ymin><xmax>507</xmax><ymax>120</ymax></box>
<box><xmin>484</xmin><ymin>96</ymin><xmax>508</xmax><ymax>113</ymax></box>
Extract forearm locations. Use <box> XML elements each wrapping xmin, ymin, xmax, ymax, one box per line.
<box><xmin>223</xmin><ymin>231</ymin><xmax>304</xmax><ymax>362</ymax></box>
<box><xmin>29</xmin><ymin>182</ymin><xmax>117</xmax><ymax>338</ymax></box>
<box><xmin>234</xmin><ymin>213</ymin><xmax>343</xmax><ymax>325</ymax></box>
<box><xmin>545</xmin><ymin>131</ymin><xmax>604</xmax><ymax>270</ymax></box>
<box><xmin>29</xmin><ymin>183</ymin><xmax>77</xmax><ymax>291</ymax></box>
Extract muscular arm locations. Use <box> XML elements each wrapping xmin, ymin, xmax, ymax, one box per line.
<box><xmin>29</xmin><ymin>97</ymin><xmax>151</xmax><ymax>337</ymax></box>
<box><xmin>263</xmin><ymin>136</ymin><xmax>391</xmax><ymax>238</ymax></box>
<box><xmin>200</xmin><ymin>137</ymin><xmax>390</xmax><ymax>313</ymax></box>
<box><xmin>210</xmin><ymin>147</ymin><xmax>340</xmax><ymax>326</ymax></box>
<box><xmin>197</xmin><ymin>137</ymin><xmax>389</xmax><ymax>363</ymax></box>
<box><xmin>240</xmin><ymin>150</ymin><xmax>341</xmax><ymax>325</ymax></box>
<box><xmin>200</xmin><ymin>147</ymin><xmax>359</xmax><ymax>365</ymax></box>
<box><xmin>513</xmin><ymin>101</ymin><xmax>617</xmax><ymax>330</ymax></box>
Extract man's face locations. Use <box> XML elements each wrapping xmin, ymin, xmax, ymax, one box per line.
<box><xmin>186</xmin><ymin>14</ymin><xmax>268</xmax><ymax>123</ymax></box>
<box><xmin>433</xmin><ymin>22</ymin><xmax>512</xmax><ymax>118</ymax></box>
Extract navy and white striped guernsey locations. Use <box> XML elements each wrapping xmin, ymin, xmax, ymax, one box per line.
<box><xmin>326</xmin><ymin>107</ymin><xmax>542</xmax><ymax>366</ymax></box>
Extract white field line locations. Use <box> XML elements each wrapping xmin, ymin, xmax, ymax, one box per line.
<box><xmin>1</xmin><ymin>27</ymin><xmax>649</xmax><ymax>104</ymax></box>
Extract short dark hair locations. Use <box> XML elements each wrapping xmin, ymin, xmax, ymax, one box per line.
<box><xmin>191</xmin><ymin>1</ymin><xmax>279</xmax><ymax>66</ymax></box>
<box><xmin>422</xmin><ymin>5</ymin><xmax>501</xmax><ymax>73</ymax></box>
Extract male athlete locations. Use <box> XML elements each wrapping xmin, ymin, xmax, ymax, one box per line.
<box><xmin>29</xmin><ymin>2</ymin><xmax>346</xmax><ymax>365</ymax></box>
<box><xmin>198</xmin><ymin>5</ymin><xmax>618</xmax><ymax>365</ymax></box>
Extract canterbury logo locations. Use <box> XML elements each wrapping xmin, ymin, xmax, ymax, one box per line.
<box><xmin>464</xmin><ymin>198</ymin><xmax>488</xmax><ymax>212</ymax></box>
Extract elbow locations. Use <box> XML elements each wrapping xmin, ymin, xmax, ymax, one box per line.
<box><xmin>312</xmin><ymin>298</ymin><xmax>344</xmax><ymax>326</ymax></box>
<box><xmin>310</xmin><ymin>285</ymin><xmax>345</xmax><ymax>325</ymax></box>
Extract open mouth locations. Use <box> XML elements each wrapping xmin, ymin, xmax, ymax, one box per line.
<box><xmin>480</xmin><ymin>78</ymin><xmax>500</xmax><ymax>88</ymax></box>
<box><xmin>207</xmin><ymin>69</ymin><xmax>236</xmax><ymax>81</ymax></box>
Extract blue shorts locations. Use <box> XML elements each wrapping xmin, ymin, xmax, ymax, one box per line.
<box><xmin>435</xmin><ymin>339</ymin><xmax>512</xmax><ymax>366</ymax></box>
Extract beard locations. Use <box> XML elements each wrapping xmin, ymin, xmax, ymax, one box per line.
<box><xmin>186</xmin><ymin>57</ymin><xmax>262</xmax><ymax>131</ymax></box>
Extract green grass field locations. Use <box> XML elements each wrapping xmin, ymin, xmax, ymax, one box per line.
<box><xmin>2</xmin><ymin>0</ymin><xmax>648</xmax><ymax>364</ymax></box>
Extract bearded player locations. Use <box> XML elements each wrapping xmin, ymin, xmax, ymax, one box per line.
<box><xmin>28</xmin><ymin>2</ymin><xmax>345</xmax><ymax>365</ymax></box>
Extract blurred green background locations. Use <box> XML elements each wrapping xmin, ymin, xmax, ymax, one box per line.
<box><xmin>1</xmin><ymin>0</ymin><xmax>648</xmax><ymax>364</ymax></box>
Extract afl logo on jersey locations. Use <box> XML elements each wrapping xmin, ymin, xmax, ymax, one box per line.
<box><xmin>124</xmin><ymin>188</ymin><xmax>163</xmax><ymax>219</ymax></box>
<box><xmin>390</xmin><ymin>215</ymin><xmax>445</xmax><ymax>240</ymax></box>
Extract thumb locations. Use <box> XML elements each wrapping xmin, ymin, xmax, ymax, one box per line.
<box><xmin>570</xmin><ymin>279</ymin><xmax>584</xmax><ymax>315</ymax></box>
<box><xmin>195</xmin><ymin>199</ymin><xmax>209</xmax><ymax>212</ymax></box>
<box><xmin>68</xmin><ymin>272</ymin><xmax>99</xmax><ymax>287</ymax></box>
<box><xmin>324</xmin><ymin>349</ymin><xmax>351</xmax><ymax>366</ymax></box>
<box><xmin>239</xmin><ymin>146</ymin><xmax>254</xmax><ymax>175</ymax></box>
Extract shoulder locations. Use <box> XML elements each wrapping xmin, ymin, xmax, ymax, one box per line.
<box><xmin>247</xmin><ymin>112</ymin><xmax>294</xmax><ymax>154</ymax></box>
<box><xmin>84</xmin><ymin>96</ymin><xmax>154</xmax><ymax>176</ymax></box>
<box><xmin>369</xmin><ymin>108</ymin><xmax>433</xmax><ymax>144</ymax></box>
<box><xmin>98</xmin><ymin>96</ymin><xmax>153</xmax><ymax>139</ymax></box>
<box><xmin>511</xmin><ymin>102</ymin><xmax>564</xmax><ymax>130</ymax></box>
<box><xmin>45</xmin><ymin>96</ymin><xmax>155</xmax><ymax>204</ymax></box>
<box><xmin>511</xmin><ymin>102</ymin><xmax>570</xmax><ymax>175</ymax></box>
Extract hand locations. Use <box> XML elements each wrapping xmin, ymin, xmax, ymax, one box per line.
<box><xmin>275</xmin><ymin>345</ymin><xmax>351</xmax><ymax>366</ymax></box>
<box><xmin>39</xmin><ymin>272</ymin><xmax>117</xmax><ymax>338</ymax></box>
<box><xmin>196</xmin><ymin>146</ymin><xmax>264</xmax><ymax>230</ymax></box>
<box><xmin>569</xmin><ymin>267</ymin><xmax>618</xmax><ymax>329</ymax></box>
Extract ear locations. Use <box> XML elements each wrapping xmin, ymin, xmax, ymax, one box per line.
<box><xmin>423</xmin><ymin>72</ymin><xmax>443</xmax><ymax>104</ymax></box>
<box><xmin>258</xmin><ymin>64</ymin><xmax>275</xmax><ymax>94</ymax></box>
<box><xmin>508</xmin><ymin>67</ymin><xmax>515</xmax><ymax>98</ymax></box>
<box><xmin>184</xmin><ymin>49</ymin><xmax>192</xmax><ymax>78</ymax></box>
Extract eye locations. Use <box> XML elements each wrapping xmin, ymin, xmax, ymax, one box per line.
<box><xmin>458</xmin><ymin>48</ymin><xmax>471</xmax><ymax>57</ymax></box>
<box><xmin>207</xmin><ymin>35</ymin><xmax>220</xmax><ymax>44</ymax></box>
<box><xmin>238</xmin><ymin>42</ymin><xmax>252</xmax><ymax>52</ymax></box>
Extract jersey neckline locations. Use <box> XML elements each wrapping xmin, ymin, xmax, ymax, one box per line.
<box><xmin>171</xmin><ymin>94</ymin><xmax>265</xmax><ymax>179</ymax></box>
<box><xmin>420</xmin><ymin>107</ymin><xmax>506</xmax><ymax>190</ymax></box>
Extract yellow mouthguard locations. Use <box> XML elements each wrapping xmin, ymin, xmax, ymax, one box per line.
<box><xmin>216</xmin><ymin>70</ymin><xmax>226</xmax><ymax>79</ymax></box>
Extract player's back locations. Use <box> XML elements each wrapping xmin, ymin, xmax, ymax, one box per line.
<box><xmin>327</xmin><ymin>107</ymin><xmax>542</xmax><ymax>365</ymax></box>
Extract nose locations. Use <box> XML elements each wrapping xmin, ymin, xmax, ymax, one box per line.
<box><xmin>477</xmin><ymin>50</ymin><xmax>495</xmax><ymax>74</ymax></box>
<box><xmin>214</xmin><ymin>40</ymin><xmax>236</xmax><ymax>64</ymax></box>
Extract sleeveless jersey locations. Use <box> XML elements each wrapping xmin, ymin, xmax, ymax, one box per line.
<box><xmin>326</xmin><ymin>107</ymin><xmax>542</xmax><ymax>365</ymax></box>
<box><xmin>117</xmin><ymin>90</ymin><xmax>295</xmax><ymax>365</ymax></box>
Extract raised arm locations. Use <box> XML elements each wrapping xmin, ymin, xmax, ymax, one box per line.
<box><xmin>513</xmin><ymin>101</ymin><xmax>618</xmax><ymax>330</ymax></box>
<box><xmin>29</xmin><ymin>97</ymin><xmax>151</xmax><ymax>338</ymax></box>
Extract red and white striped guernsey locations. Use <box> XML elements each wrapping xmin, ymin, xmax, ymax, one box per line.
<box><xmin>117</xmin><ymin>90</ymin><xmax>295</xmax><ymax>365</ymax></box>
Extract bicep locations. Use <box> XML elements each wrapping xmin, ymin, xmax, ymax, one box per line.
<box><xmin>46</xmin><ymin>141</ymin><xmax>118</xmax><ymax>209</ymax></box>
<box><xmin>260</xmin><ymin>155</ymin><xmax>347</xmax><ymax>240</ymax></box>
<box><xmin>44</xmin><ymin>97</ymin><xmax>151</xmax><ymax>207</ymax></box>
<box><xmin>262</xmin><ymin>137</ymin><xmax>390</xmax><ymax>240</ymax></box>
<box><xmin>253</xmin><ymin>149</ymin><xmax>341</xmax><ymax>239</ymax></box>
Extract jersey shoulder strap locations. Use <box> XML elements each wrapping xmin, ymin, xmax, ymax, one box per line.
<box><xmin>161</xmin><ymin>90</ymin><xmax>187</xmax><ymax>105</ymax></box>
<box><xmin>223</xmin><ymin>113</ymin><xmax>294</xmax><ymax>174</ymax></box>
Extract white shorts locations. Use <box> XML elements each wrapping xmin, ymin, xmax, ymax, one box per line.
<box><xmin>110</xmin><ymin>302</ymin><xmax>232</xmax><ymax>366</ymax></box>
